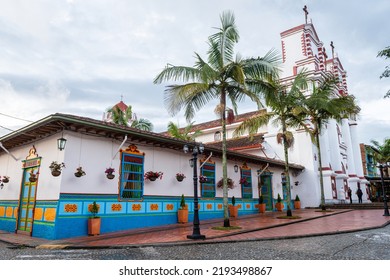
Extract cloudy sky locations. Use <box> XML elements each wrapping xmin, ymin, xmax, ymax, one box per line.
<box><xmin>0</xmin><ymin>0</ymin><xmax>389</xmax><ymax>144</ymax></box>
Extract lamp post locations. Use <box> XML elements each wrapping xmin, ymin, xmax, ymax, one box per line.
<box><xmin>378</xmin><ymin>163</ymin><xmax>390</xmax><ymax>216</ymax></box>
<box><xmin>183</xmin><ymin>143</ymin><xmax>205</xmax><ymax>240</ymax></box>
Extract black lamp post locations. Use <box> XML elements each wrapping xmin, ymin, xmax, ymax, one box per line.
<box><xmin>379</xmin><ymin>163</ymin><xmax>390</xmax><ymax>216</ymax></box>
<box><xmin>183</xmin><ymin>143</ymin><xmax>206</xmax><ymax>240</ymax></box>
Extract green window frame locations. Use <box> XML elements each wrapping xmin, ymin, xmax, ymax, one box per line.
<box><xmin>240</xmin><ymin>167</ymin><xmax>253</xmax><ymax>199</ymax></box>
<box><xmin>200</xmin><ymin>162</ymin><xmax>215</xmax><ymax>198</ymax></box>
<box><xmin>119</xmin><ymin>152</ymin><xmax>144</xmax><ymax>200</ymax></box>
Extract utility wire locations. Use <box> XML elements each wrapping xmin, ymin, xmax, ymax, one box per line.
<box><xmin>0</xmin><ymin>112</ymin><xmax>33</xmax><ymax>123</ymax></box>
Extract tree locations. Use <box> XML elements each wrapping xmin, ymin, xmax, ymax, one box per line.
<box><xmin>154</xmin><ymin>11</ymin><xmax>280</xmax><ymax>227</ymax></box>
<box><xmin>107</xmin><ymin>105</ymin><xmax>154</xmax><ymax>131</ymax></box>
<box><xmin>377</xmin><ymin>46</ymin><xmax>390</xmax><ymax>98</ymax></box>
<box><xmin>293</xmin><ymin>76</ymin><xmax>360</xmax><ymax>210</ymax></box>
<box><xmin>167</xmin><ymin>121</ymin><xmax>202</xmax><ymax>141</ymax></box>
<box><xmin>234</xmin><ymin>72</ymin><xmax>308</xmax><ymax>216</ymax></box>
<box><xmin>370</xmin><ymin>138</ymin><xmax>390</xmax><ymax>177</ymax></box>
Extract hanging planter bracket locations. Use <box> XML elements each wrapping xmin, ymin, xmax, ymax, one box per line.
<box><xmin>112</xmin><ymin>135</ymin><xmax>128</xmax><ymax>160</ymax></box>
<box><xmin>0</xmin><ymin>142</ymin><xmax>19</xmax><ymax>161</ymax></box>
<box><xmin>257</xmin><ymin>163</ymin><xmax>269</xmax><ymax>177</ymax></box>
<box><xmin>199</xmin><ymin>152</ymin><xmax>213</xmax><ymax>169</ymax></box>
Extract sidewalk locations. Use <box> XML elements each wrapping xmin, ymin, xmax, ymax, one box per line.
<box><xmin>1</xmin><ymin>209</ymin><xmax>390</xmax><ymax>249</ymax></box>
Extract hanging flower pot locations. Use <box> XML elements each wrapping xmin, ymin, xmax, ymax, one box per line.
<box><xmin>51</xmin><ymin>170</ymin><xmax>61</xmax><ymax>177</ymax></box>
<box><xmin>49</xmin><ymin>161</ymin><xmax>65</xmax><ymax>177</ymax></box>
<box><xmin>217</xmin><ymin>177</ymin><xmax>235</xmax><ymax>189</ymax></box>
<box><xmin>29</xmin><ymin>173</ymin><xmax>37</xmax><ymax>182</ymax></box>
<box><xmin>105</xmin><ymin>167</ymin><xmax>115</xmax><ymax>180</ymax></box>
<box><xmin>74</xmin><ymin>167</ymin><xmax>86</xmax><ymax>178</ymax></box>
<box><xmin>199</xmin><ymin>175</ymin><xmax>208</xmax><ymax>183</ymax></box>
<box><xmin>144</xmin><ymin>171</ymin><xmax>163</xmax><ymax>181</ymax></box>
<box><xmin>176</xmin><ymin>173</ymin><xmax>186</xmax><ymax>182</ymax></box>
<box><xmin>1</xmin><ymin>176</ymin><xmax>9</xmax><ymax>183</ymax></box>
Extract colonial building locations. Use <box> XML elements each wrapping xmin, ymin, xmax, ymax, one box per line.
<box><xmin>0</xmin><ymin>113</ymin><xmax>302</xmax><ymax>239</ymax></box>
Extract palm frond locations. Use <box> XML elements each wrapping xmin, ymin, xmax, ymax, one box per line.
<box><xmin>154</xmin><ymin>65</ymin><xmax>200</xmax><ymax>84</ymax></box>
<box><xmin>233</xmin><ymin>111</ymin><xmax>273</xmax><ymax>138</ymax></box>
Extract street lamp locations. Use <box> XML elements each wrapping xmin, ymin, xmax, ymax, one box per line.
<box><xmin>183</xmin><ymin>143</ymin><xmax>205</xmax><ymax>240</ymax></box>
<box><xmin>378</xmin><ymin>163</ymin><xmax>390</xmax><ymax>216</ymax></box>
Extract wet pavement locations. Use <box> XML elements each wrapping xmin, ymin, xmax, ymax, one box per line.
<box><xmin>1</xmin><ymin>209</ymin><xmax>389</xmax><ymax>249</ymax></box>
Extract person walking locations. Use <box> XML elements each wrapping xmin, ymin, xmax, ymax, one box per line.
<box><xmin>347</xmin><ymin>187</ymin><xmax>352</xmax><ymax>204</ymax></box>
<box><xmin>356</xmin><ymin>186</ymin><xmax>363</xmax><ymax>203</ymax></box>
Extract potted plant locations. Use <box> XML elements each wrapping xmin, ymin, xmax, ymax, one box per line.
<box><xmin>275</xmin><ymin>193</ymin><xmax>283</xmax><ymax>211</ymax></box>
<box><xmin>49</xmin><ymin>161</ymin><xmax>65</xmax><ymax>177</ymax></box>
<box><xmin>239</xmin><ymin>177</ymin><xmax>248</xmax><ymax>185</ymax></box>
<box><xmin>88</xmin><ymin>201</ymin><xmax>101</xmax><ymax>236</ymax></box>
<box><xmin>294</xmin><ymin>194</ymin><xmax>301</xmax><ymax>209</ymax></box>
<box><xmin>1</xmin><ymin>176</ymin><xmax>9</xmax><ymax>183</ymax></box>
<box><xmin>105</xmin><ymin>167</ymin><xmax>115</xmax><ymax>179</ymax></box>
<box><xmin>177</xmin><ymin>194</ymin><xmax>188</xmax><ymax>223</ymax></box>
<box><xmin>144</xmin><ymin>171</ymin><xmax>163</xmax><ymax>181</ymax></box>
<box><xmin>229</xmin><ymin>196</ymin><xmax>238</xmax><ymax>218</ymax></box>
<box><xmin>176</xmin><ymin>173</ymin><xmax>186</xmax><ymax>182</ymax></box>
<box><xmin>74</xmin><ymin>167</ymin><xmax>86</xmax><ymax>177</ymax></box>
<box><xmin>258</xmin><ymin>194</ymin><xmax>266</xmax><ymax>213</ymax></box>
<box><xmin>217</xmin><ymin>177</ymin><xmax>235</xmax><ymax>189</ymax></box>
<box><xmin>199</xmin><ymin>175</ymin><xmax>208</xmax><ymax>183</ymax></box>
<box><xmin>29</xmin><ymin>171</ymin><xmax>37</xmax><ymax>182</ymax></box>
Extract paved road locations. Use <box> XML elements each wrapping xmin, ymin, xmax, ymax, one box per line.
<box><xmin>1</xmin><ymin>223</ymin><xmax>390</xmax><ymax>260</ymax></box>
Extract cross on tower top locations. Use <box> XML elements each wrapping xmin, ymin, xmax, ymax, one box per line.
<box><xmin>303</xmin><ymin>5</ymin><xmax>309</xmax><ymax>24</ymax></box>
<box><xmin>330</xmin><ymin>41</ymin><xmax>335</xmax><ymax>58</ymax></box>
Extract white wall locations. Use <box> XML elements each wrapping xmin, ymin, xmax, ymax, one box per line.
<box><xmin>0</xmin><ymin>133</ymin><xmax>63</xmax><ymax>200</ymax></box>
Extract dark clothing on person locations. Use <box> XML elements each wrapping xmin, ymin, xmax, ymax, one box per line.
<box><xmin>356</xmin><ymin>188</ymin><xmax>363</xmax><ymax>203</ymax></box>
<box><xmin>347</xmin><ymin>188</ymin><xmax>352</xmax><ymax>204</ymax></box>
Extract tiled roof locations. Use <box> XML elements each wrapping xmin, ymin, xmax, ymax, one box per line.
<box><xmin>206</xmin><ymin>134</ymin><xmax>264</xmax><ymax>151</ymax></box>
<box><xmin>174</xmin><ymin>110</ymin><xmax>264</xmax><ymax>133</ymax></box>
<box><xmin>113</xmin><ymin>101</ymin><xmax>128</xmax><ymax>111</ymax></box>
<box><xmin>0</xmin><ymin>113</ymin><xmax>304</xmax><ymax>171</ymax></box>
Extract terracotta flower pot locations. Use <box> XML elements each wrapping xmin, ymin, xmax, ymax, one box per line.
<box><xmin>258</xmin><ymin>203</ymin><xmax>266</xmax><ymax>213</ymax></box>
<box><xmin>229</xmin><ymin>205</ymin><xmax>238</xmax><ymax>217</ymax></box>
<box><xmin>177</xmin><ymin>209</ymin><xmax>188</xmax><ymax>223</ymax></box>
<box><xmin>275</xmin><ymin>202</ymin><xmax>284</xmax><ymax>211</ymax></box>
<box><xmin>294</xmin><ymin>201</ymin><xmax>301</xmax><ymax>209</ymax></box>
<box><xmin>88</xmin><ymin>217</ymin><xmax>101</xmax><ymax>236</ymax></box>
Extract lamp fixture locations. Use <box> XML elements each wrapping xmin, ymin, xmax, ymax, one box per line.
<box><xmin>57</xmin><ymin>133</ymin><xmax>67</xmax><ymax>151</ymax></box>
<box><xmin>234</xmin><ymin>164</ymin><xmax>239</xmax><ymax>173</ymax></box>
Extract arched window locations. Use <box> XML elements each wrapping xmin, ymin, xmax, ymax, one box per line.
<box><xmin>214</xmin><ymin>131</ymin><xmax>221</xmax><ymax>141</ymax></box>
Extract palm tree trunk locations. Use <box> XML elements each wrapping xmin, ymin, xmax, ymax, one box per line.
<box><xmin>221</xmin><ymin>91</ymin><xmax>230</xmax><ymax>227</ymax></box>
<box><xmin>315</xmin><ymin>124</ymin><xmax>326</xmax><ymax>210</ymax></box>
<box><xmin>282</xmin><ymin>121</ymin><xmax>292</xmax><ymax>216</ymax></box>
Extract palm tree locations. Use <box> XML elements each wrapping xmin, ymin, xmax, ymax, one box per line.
<box><xmin>107</xmin><ymin>105</ymin><xmax>153</xmax><ymax>131</ymax></box>
<box><xmin>154</xmin><ymin>11</ymin><xmax>280</xmax><ymax>227</ymax></box>
<box><xmin>234</xmin><ymin>72</ymin><xmax>308</xmax><ymax>216</ymax></box>
<box><xmin>293</xmin><ymin>76</ymin><xmax>360</xmax><ymax>210</ymax></box>
<box><xmin>167</xmin><ymin>121</ymin><xmax>202</xmax><ymax>141</ymax></box>
<box><xmin>370</xmin><ymin>138</ymin><xmax>390</xmax><ymax>177</ymax></box>
<box><xmin>107</xmin><ymin>105</ymin><xmax>133</xmax><ymax>126</ymax></box>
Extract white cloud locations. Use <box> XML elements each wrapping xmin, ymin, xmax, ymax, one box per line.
<box><xmin>0</xmin><ymin>0</ymin><xmax>389</xmax><ymax>143</ymax></box>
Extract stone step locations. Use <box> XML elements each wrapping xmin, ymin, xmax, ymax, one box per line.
<box><xmin>325</xmin><ymin>202</ymin><xmax>386</xmax><ymax>210</ymax></box>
